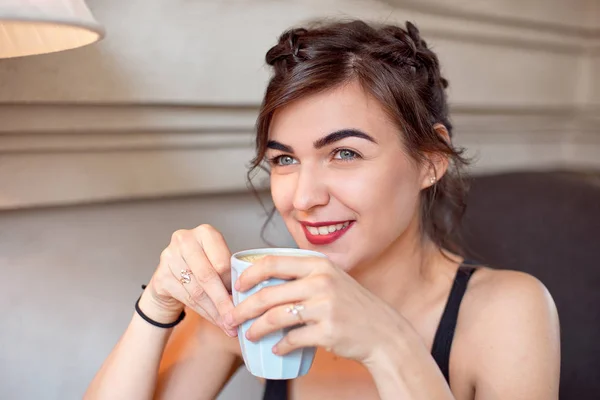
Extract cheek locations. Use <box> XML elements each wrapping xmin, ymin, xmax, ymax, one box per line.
<box><xmin>328</xmin><ymin>170</ymin><xmax>371</xmax><ymax>211</ymax></box>
<box><xmin>352</xmin><ymin>159</ymin><xmax>422</xmax><ymax>235</ymax></box>
<box><xmin>383</xmin><ymin>170</ymin><xmax>422</xmax><ymax>238</ymax></box>
<box><xmin>270</xmin><ymin>174</ymin><xmax>295</xmax><ymax>216</ymax></box>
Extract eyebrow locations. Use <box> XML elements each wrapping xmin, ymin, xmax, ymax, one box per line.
<box><xmin>266</xmin><ymin>129</ymin><xmax>377</xmax><ymax>153</ymax></box>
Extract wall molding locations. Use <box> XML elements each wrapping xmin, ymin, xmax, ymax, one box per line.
<box><xmin>0</xmin><ymin>103</ymin><xmax>258</xmax><ymax>134</ymax></box>
<box><xmin>0</xmin><ymin>131</ymin><xmax>253</xmax><ymax>153</ymax></box>
<box><xmin>381</xmin><ymin>0</ymin><xmax>600</xmax><ymax>54</ymax></box>
<box><xmin>0</xmin><ymin>1</ymin><xmax>596</xmax><ymax>210</ymax></box>
<box><xmin>0</xmin><ymin>102</ymin><xmax>586</xmax><ymax>131</ymax></box>
<box><xmin>384</xmin><ymin>0</ymin><xmax>599</xmax><ymax>38</ymax></box>
<box><xmin>0</xmin><ymin>103</ymin><xmax>589</xmax><ymax>151</ymax></box>
<box><xmin>0</xmin><ymin>103</ymin><xmax>597</xmax><ymax>210</ymax></box>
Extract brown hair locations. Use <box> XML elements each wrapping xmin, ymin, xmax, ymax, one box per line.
<box><xmin>248</xmin><ymin>20</ymin><xmax>470</xmax><ymax>253</ymax></box>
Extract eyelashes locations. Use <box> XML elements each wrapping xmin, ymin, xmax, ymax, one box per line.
<box><xmin>267</xmin><ymin>148</ymin><xmax>362</xmax><ymax>167</ymax></box>
<box><xmin>332</xmin><ymin>148</ymin><xmax>359</xmax><ymax>161</ymax></box>
<box><xmin>267</xmin><ymin>154</ymin><xmax>297</xmax><ymax>166</ymax></box>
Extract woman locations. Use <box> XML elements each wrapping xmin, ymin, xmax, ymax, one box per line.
<box><xmin>85</xmin><ymin>20</ymin><xmax>560</xmax><ymax>400</ymax></box>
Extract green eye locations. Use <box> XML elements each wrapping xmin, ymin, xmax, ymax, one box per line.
<box><xmin>334</xmin><ymin>149</ymin><xmax>358</xmax><ymax>160</ymax></box>
<box><xmin>276</xmin><ymin>155</ymin><xmax>297</xmax><ymax>166</ymax></box>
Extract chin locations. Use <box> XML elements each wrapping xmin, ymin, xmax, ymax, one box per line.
<box><xmin>289</xmin><ymin>230</ymin><xmax>359</xmax><ymax>270</ymax></box>
<box><xmin>294</xmin><ymin>243</ymin><xmax>357</xmax><ymax>271</ymax></box>
<box><xmin>322</xmin><ymin>252</ymin><xmax>352</xmax><ymax>270</ymax></box>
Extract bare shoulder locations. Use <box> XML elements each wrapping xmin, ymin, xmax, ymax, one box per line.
<box><xmin>458</xmin><ymin>267</ymin><xmax>561</xmax><ymax>398</ymax></box>
<box><xmin>461</xmin><ymin>266</ymin><xmax>560</xmax><ymax>339</ymax></box>
<box><xmin>465</xmin><ymin>266</ymin><xmax>557</xmax><ymax>313</ymax></box>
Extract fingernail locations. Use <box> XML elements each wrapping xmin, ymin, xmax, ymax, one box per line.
<box><xmin>234</xmin><ymin>280</ymin><xmax>241</xmax><ymax>291</ymax></box>
<box><xmin>222</xmin><ymin>312</ymin><xmax>234</xmax><ymax>327</ymax></box>
<box><xmin>225</xmin><ymin>328</ymin><xmax>238</xmax><ymax>337</ymax></box>
<box><xmin>272</xmin><ymin>345</ymin><xmax>279</xmax><ymax>354</ymax></box>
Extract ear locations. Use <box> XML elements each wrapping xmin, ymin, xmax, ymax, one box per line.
<box><xmin>420</xmin><ymin>123</ymin><xmax>451</xmax><ymax>189</ymax></box>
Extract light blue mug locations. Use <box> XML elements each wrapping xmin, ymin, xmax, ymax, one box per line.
<box><xmin>230</xmin><ymin>248</ymin><xmax>327</xmax><ymax>380</ymax></box>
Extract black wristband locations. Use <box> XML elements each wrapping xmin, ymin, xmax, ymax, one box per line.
<box><xmin>135</xmin><ymin>286</ymin><xmax>186</xmax><ymax>329</ymax></box>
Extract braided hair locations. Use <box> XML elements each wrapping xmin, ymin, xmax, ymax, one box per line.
<box><xmin>250</xmin><ymin>20</ymin><xmax>470</xmax><ymax>254</ymax></box>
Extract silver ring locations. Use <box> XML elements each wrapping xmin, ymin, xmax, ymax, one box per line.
<box><xmin>285</xmin><ymin>303</ymin><xmax>305</xmax><ymax>323</ymax></box>
<box><xmin>180</xmin><ymin>269</ymin><xmax>192</xmax><ymax>284</ymax></box>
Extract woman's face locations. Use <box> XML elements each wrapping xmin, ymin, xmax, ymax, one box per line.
<box><xmin>267</xmin><ymin>80</ymin><xmax>430</xmax><ymax>271</ymax></box>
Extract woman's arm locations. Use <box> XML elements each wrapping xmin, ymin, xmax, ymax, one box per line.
<box><xmin>364</xmin><ymin>270</ymin><xmax>560</xmax><ymax>400</ymax></box>
<box><xmin>365</xmin><ymin>320</ymin><xmax>455</xmax><ymax>400</ymax></box>
<box><xmin>468</xmin><ymin>271</ymin><xmax>560</xmax><ymax>399</ymax></box>
<box><xmin>84</xmin><ymin>292</ymin><xmax>179</xmax><ymax>400</ymax></box>
<box><xmin>85</xmin><ymin>292</ymin><xmax>240</xmax><ymax>400</ymax></box>
<box><xmin>155</xmin><ymin>307</ymin><xmax>242</xmax><ymax>399</ymax></box>
<box><xmin>86</xmin><ymin>224</ymin><xmax>240</xmax><ymax>399</ymax></box>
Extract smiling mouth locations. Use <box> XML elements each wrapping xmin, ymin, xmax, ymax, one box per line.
<box><xmin>300</xmin><ymin>220</ymin><xmax>354</xmax><ymax>245</ymax></box>
<box><xmin>304</xmin><ymin>221</ymin><xmax>350</xmax><ymax>236</ymax></box>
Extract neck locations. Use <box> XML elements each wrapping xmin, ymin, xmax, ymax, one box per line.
<box><xmin>348</xmin><ymin>218</ymin><xmax>456</xmax><ymax>308</ymax></box>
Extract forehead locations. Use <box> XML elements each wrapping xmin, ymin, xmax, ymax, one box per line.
<box><xmin>269</xmin><ymin>80</ymin><xmax>400</xmax><ymax>145</ymax></box>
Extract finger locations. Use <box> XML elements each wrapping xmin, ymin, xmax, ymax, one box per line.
<box><xmin>193</xmin><ymin>225</ymin><xmax>233</xmax><ymax>292</ymax></box>
<box><xmin>246</xmin><ymin>299</ymin><xmax>325</xmax><ymax>342</ymax></box>
<box><xmin>163</xmin><ymin>279</ymin><xmax>215</xmax><ymax>324</ymax></box>
<box><xmin>273</xmin><ymin>323</ymin><xmax>324</xmax><ymax>356</ymax></box>
<box><xmin>165</xmin><ymin>248</ymin><xmax>220</xmax><ymax>324</ymax></box>
<box><xmin>237</xmin><ymin>256</ymin><xmax>324</xmax><ymax>292</ymax></box>
<box><xmin>167</xmin><ymin>255</ymin><xmax>238</xmax><ymax>337</ymax></box>
<box><xmin>228</xmin><ymin>277</ymin><xmax>317</xmax><ymax>327</ymax></box>
<box><xmin>176</xmin><ymin>231</ymin><xmax>235</xmax><ymax>318</ymax></box>
<box><xmin>148</xmin><ymin>262</ymin><xmax>220</xmax><ymax>327</ymax></box>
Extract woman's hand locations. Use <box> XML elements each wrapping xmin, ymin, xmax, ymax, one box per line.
<box><xmin>223</xmin><ymin>255</ymin><xmax>406</xmax><ymax>362</ymax></box>
<box><xmin>140</xmin><ymin>224</ymin><xmax>237</xmax><ymax>337</ymax></box>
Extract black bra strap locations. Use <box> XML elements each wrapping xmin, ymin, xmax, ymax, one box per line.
<box><xmin>263</xmin><ymin>263</ymin><xmax>479</xmax><ymax>399</ymax></box>
<box><xmin>263</xmin><ymin>379</ymin><xmax>288</xmax><ymax>400</ymax></box>
<box><xmin>431</xmin><ymin>264</ymin><xmax>477</xmax><ymax>385</ymax></box>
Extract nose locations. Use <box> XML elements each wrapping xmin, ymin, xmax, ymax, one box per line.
<box><xmin>292</xmin><ymin>165</ymin><xmax>330</xmax><ymax>212</ymax></box>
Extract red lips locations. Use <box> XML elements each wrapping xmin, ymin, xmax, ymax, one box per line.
<box><xmin>300</xmin><ymin>220</ymin><xmax>354</xmax><ymax>245</ymax></box>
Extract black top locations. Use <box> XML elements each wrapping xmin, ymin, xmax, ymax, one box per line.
<box><xmin>263</xmin><ymin>263</ymin><xmax>478</xmax><ymax>400</ymax></box>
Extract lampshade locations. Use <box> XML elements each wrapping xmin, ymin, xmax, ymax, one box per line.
<box><xmin>0</xmin><ymin>0</ymin><xmax>105</xmax><ymax>59</ymax></box>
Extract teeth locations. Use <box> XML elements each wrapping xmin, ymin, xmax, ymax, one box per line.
<box><xmin>307</xmin><ymin>226</ymin><xmax>320</xmax><ymax>235</ymax></box>
<box><xmin>306</xmin><ymin>222</ymin><xmax>351</xmax><ymax>236</ymax></box>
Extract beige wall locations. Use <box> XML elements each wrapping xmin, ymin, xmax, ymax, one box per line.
<box><xmin>385</xmin><ymin>0</ymin><xmax>596</xmax><ymax>29</ymax></box>
<box><xmin>0</xmin><ymin>1</ymin><xmax>598</xmax><ymax>399</ymax></box>
<box><xmin>0</xmin><ymin>0</ymin><xmax>598</xmax><ymax>210</ymax></box>
<box><xmin>0</xmin><ymin>193</ymin><xmax>292</xmax><ymax>400</ymax></box>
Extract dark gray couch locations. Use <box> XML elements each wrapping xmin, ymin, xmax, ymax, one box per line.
<box><xmin>460</xmin><ymin>171</ymin><xmax>600</xmax><ymax>400</ymax></box>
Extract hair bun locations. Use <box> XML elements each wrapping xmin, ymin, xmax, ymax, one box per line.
<box><xmin>265</xmin><ymin>28</ymin><xmax>308</xmax><ymax>69</ymax></box>
<box><xmin>405</xmin><ymin>21</ymin><xmax>423</xmax><ymax>48</ymax></box>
